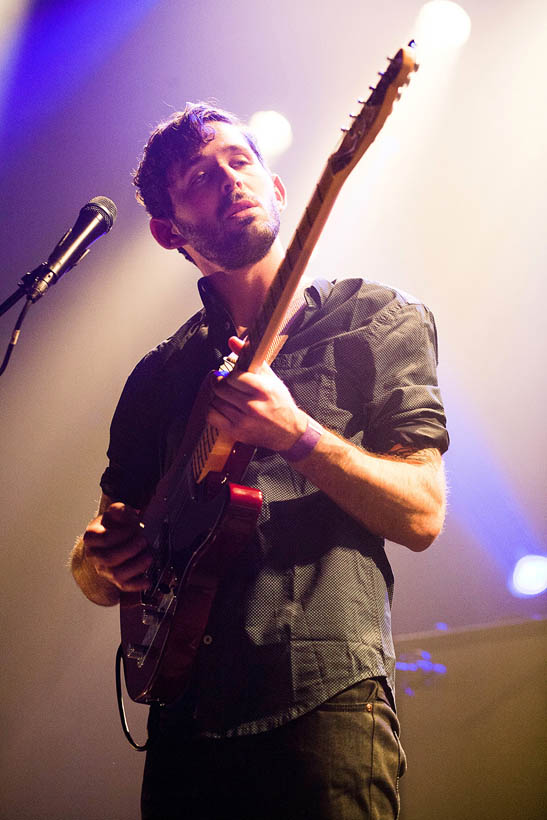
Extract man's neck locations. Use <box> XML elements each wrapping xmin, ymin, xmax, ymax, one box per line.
<box><xmin>199</xmin><ymin>241</ymin><xmax>285</xmax><ymax>336</ymax></box>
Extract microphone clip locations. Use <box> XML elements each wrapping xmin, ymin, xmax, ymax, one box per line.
<box><xmin>22</xmin><ymin>247</ymin><xmax>91</xmax><ymax>304</ymax></box>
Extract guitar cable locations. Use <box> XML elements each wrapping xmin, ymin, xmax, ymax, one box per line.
<box><xmin>115</xmin><ymin>644</ymin><xmax>149</xmax><ymax>751</ymax></box>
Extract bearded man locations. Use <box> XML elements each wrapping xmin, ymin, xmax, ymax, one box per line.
<box><xmin>71</xmin><ymin>102</ymin><xmax>449</xmax><ymax>820</ymax></box>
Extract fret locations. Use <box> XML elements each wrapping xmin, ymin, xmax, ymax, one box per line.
<box><xmin>269</xmin><ymin>270</ymin><xmax>284</xmax><ymax>301</ymax></box>
<box><xmin>305</xmin><ymin>193</ymin><xmax>321</xmax><ymax>224</ymax></box>
<box><xmin>303</xmin><ymin>206</ymin><xmax>314</xmax><ymax>231</ymax></box>
<box><xmin>256</xmin><ymin>288</ymin><xmax>277</xmax><ymax>326</ymax></box>
<box><xmin>205</xmin><ymin>425</ymin><xmax>217</xmax><ymax>453</ymax></box>
<box><xmin>244</xmin><ymin>322</ymin><xmax>262</xmax><ymax>365</ymax></box>
<box><xmin>247</xmin><ymin>327</ymin><xmax>257</xmax><ymax>356</ymax></box>
<box><xmin>286</xmin><ymin>225</ymin><xmax>307</xmax><ymax>262</ymax></box>
<box><xmin>272</xmin><ymin>263</ymin><xmax>289</xmax><ymax>298</ymax></box>
<box><xmin>284</xmin><ymin>243</ymin><xmax>296</xmax><ymax>272</ymax></box>
<box><xmin>198</xmin><ymin>437</ymin><xmax>207</xmax><ymax>463</ymax></box>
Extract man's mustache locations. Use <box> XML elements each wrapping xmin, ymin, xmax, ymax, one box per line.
<box><xmin>218</xmin><ymin>192</ymin><xmax>259</xmax><ymax>219</ymax></box>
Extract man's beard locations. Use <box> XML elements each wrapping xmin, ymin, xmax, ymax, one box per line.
<box><xmin>175</xmin><ymin>193</ymin><xmax>281</xmax><ymax>271</ymax></box>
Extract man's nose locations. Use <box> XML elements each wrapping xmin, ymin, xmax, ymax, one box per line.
<box><xmin>219</xmin><ymin>165</ymin><xmax>242</xmax><ymax>193</ymax></box>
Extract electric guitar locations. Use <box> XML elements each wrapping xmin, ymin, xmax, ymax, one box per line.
<box><xmin>120</xmin><ymin>44</ymin><xmax>418</xmax><ymax>705</ymax></box>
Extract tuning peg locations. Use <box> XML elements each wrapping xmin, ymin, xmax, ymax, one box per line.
<box><xmin>340</xmin><ymin>127</ymin><xmax>350</xmax><ymax>132</ymax></box>
<box><xmin>378</xmin><ymin>71</ymin><xmax>384</xmax><ymax>76</ymax></box>
<box><xmin>349</xmin><ymin>113</ymin><xmax>359</xmax><ymax>118</ymax></box>
<box><xmin>368</xmin><ymin>86</ymin><xmax>375</xmax><ymax>91</ymax></box>
<box><xmin>357</xmin><ymin>98</ymin><xmax>365</xmax><ymax>104</ymax></box>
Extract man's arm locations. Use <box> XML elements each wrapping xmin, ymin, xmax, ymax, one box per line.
<box><xmin>70</xmin><ymin>494</ymin><xmax>153</xmax><ymax>605</ymax></box>
<box><xmin>208</xmin><ymin>337</ymin><xmax>446</xmax><ymax>551</ymax></box>
<box><xmin>289</xmin><ymin>434</ymin><xmax>445</xmax><ymax>551</ymax></box>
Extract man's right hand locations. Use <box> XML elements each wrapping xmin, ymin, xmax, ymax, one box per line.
<box><xmin>78</xmin><ymin>498</ymin><xmax>153</xmax><ymax>599</ymax></box>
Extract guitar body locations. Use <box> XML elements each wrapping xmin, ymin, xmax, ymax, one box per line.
<box><xmin>120</xmin><ymin>476</ymin><xmax>262</xmax><ymax>704</ymax></box>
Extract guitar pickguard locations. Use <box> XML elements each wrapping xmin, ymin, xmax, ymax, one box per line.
<box><xmin>120</xmin><ymin>479</ymin><xmax>262</xmax><ymax>704</ymax></box>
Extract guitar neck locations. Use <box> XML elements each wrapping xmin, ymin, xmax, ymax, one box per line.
<box><xmin>238</xmin><ymin>161</ymin><xmax>342</xmax><ymax>372</ymax></box>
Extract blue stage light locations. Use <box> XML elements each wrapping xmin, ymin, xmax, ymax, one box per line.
<box><xmin>511</xmin><ymin>555</ymin><xmax>547</xmax><ymax>597</ymax></box>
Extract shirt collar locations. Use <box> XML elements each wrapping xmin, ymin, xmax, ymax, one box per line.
<box><xmin>197</xmin><ymin>277</ymin><xmax>237</xmax><ymax>351</ymax></box>
<box><xmin>197</xmin><ymin>274</ymin><xmax>333</xmax><ymax>347</ymax></box>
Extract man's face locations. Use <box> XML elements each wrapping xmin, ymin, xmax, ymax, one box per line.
<box><xmin>166</xmin><ymin>122</ymin><xmax>285</xmax><ymax>270</ymax></box>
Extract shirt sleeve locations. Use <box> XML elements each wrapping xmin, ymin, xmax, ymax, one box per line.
<box><xmin>364</xmin><ymin>298</ymin><xmax>449</xmax><ymax>455</ymax></box>
<box><xmin>100</xmin><ymin>354</ymin><xmax>164</xmax><ymax>509</ymax></box>
<box><xmin>99</xmin><ymin>310</ymin><xmax>209</xmax><ymax>508</ymax></box>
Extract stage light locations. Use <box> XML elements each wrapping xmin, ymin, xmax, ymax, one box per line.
<box><xmin>416</xmin><ymin>1</ymin><xmax>472</xmax><ymax>50</ymax></box>
<box><xmin>0</xmin><ymin>0</ymin><xmax>32</xmax><ymax>112</ymax></box>
<box><xmin>511</xmin><ymin>555</ymin><xmax>547</xmax><ymax>597</ymax></box>
<box><xmin>248</xmin><ymin>109</ymin><xmax>293</xmax><ymax>162</ymax></box>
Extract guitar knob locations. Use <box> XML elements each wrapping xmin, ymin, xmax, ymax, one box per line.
<box><xmin>142</xmin><ymin>607</ymin><xmax>160</xmax><ymax>626</ymax></box>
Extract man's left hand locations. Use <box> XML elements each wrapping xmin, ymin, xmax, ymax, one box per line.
<box><xmin>207</xmin><ymin>336</ymin><xmax>308</xmax><ymax>451</ymax></box>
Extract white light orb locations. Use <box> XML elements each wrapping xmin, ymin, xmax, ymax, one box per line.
<box><xmin>511</xmin><ymin>555</ymin><xmax>547</xmax><ymax>596</ymax></box>
<box><xmin>416</xmin><ymin>1</ymin><xmax>472</xmax><ymax>50</ymax></box>
<box><xmin>248</xmin><ymin>110</ymin><xmax>293</xmax><ymax>162</ymax></box>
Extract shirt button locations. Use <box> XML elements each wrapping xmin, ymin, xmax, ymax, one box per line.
<box><xmin>203</xmin><ymin>634</ymin><xmax>213</xmax><ymax>645</ymax></box>
<box><xmin>224</xmin><ymin>322</ymin><xmax>231</xmax><ymax>331</ymax></box>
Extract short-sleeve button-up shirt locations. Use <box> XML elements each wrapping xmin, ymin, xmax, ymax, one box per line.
<box><xmin>101</xmin><ymin>277</ymin><xmax>449</xmax><ymax>737</ymax></box>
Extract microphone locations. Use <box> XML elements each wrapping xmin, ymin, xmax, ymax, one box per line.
<box><xmin>28</xmin><ymin>196</ymin><xmax>117</xmax><ymax>302</ymax></box>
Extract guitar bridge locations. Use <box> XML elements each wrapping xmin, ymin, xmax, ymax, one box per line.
<box><xmin>126</xmin><ymin>644</ymin><xmax>147</xmax><ymax>664</ymax></box>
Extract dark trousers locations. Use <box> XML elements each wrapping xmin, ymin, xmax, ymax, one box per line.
<box><xmin>141</xmin><ymin>678</ymin><xmax>406</xmax><ymax>820</ymax></box>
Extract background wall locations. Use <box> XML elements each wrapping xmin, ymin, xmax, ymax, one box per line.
<box><xmin>395</xmin><ymin>618</ymin><xmax>546</xmax><ymax>820</ymax></box>
<box><xmin>0</xmin><ymin>1</ymin><xmax>545</xmax><ymax>818</ymax></box>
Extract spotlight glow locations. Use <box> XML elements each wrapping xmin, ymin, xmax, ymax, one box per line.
<box><xmin>416</xmin><ymin>1</ymin><xmax>472</xmax><ymax>50</ymax></box>
<box><xmin>511</xmin><ymin>555</ymin><xmax>547</xmax><ymax>597</ymax></box>
<box><xmin>248</xmin><ymin>110</ymin><xmax>293</xmax><ymax>162</ymax></box>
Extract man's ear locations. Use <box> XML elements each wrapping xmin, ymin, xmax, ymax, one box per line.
<box><xmin>149</xmin><ymin>217</ymin><xmax>186</xmax><ymax>250</ymax></box>
<box><xmin>272</xmin><ymin>174</ymin><xmax>287</xmax><ymax>212</ymax></box>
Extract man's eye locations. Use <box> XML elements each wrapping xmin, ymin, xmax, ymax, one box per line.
<box><xmin>190</xmin><ymin>171</ymin><xmax>207</xmax><ymax>186</ymax></box>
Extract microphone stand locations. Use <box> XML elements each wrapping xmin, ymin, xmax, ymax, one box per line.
<box><xmin>0</xmin><ymin>267</ymin><xmax>45</xmax><ymax>316</ymax></box>
<box><xmin>0</xmin><ymin>265</ymin><xmax>59</xmax><ymax>377</ymax></box>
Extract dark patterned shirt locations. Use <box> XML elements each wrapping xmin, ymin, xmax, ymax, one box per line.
<box><xmin>101</xmin><ymin>277</ymin><xmax>449</xmax><ymax>737</ymax></box>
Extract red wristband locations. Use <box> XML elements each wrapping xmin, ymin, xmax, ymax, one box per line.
<box><xmin>282</xmin><ymin>418</ymin><xmax>323</xmax><ymax>462</ymax></box>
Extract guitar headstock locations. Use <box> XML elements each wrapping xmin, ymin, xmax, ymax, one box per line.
<box><xmin>330</xmin><ymin>44</ymin><xmax>417</xmax><ymax>177</ymax></box>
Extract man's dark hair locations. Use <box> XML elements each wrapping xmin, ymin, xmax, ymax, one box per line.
<box><xmin>133</xmin><ymin>102</ymin><xmax>264</xmax><ymax>221</ymax></box>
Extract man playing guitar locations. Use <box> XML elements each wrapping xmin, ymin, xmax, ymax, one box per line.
<box><xmin>71</xmin><ymin>101</ymin><xmax>448</xmax><ymax>820</ymax></box>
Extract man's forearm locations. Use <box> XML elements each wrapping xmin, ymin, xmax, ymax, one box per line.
<box><xmin>293</xmin><ymin>426</ymin><xmax>446</xmax><ymax>551</ymax></box>
<box><xmin>70</xmin><ymin>535</ymin><xmax>121</xmax><ymax>607</ymax></box>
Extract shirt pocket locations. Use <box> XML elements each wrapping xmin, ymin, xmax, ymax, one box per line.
<box><xmin>273</xmin><ymin>345</ymin><xmax>367</xmax><ymax>442</ymax></box>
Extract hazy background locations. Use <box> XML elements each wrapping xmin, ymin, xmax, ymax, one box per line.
<box><xmin>1</xmin><ymin>1</ymin><xmax>545</xmax><ymax>818</ymax></box>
